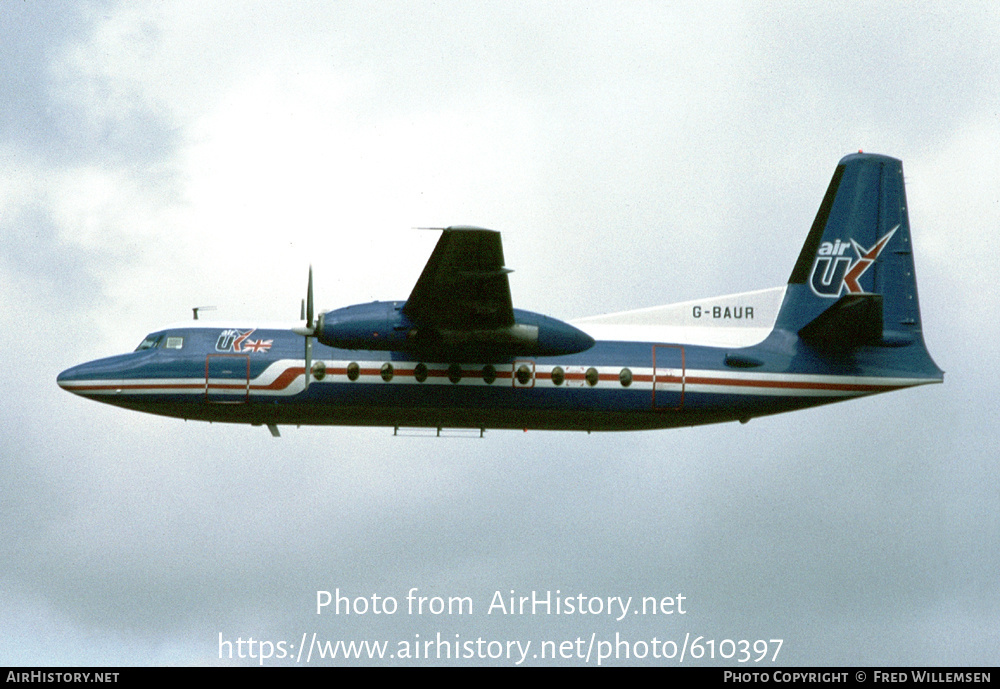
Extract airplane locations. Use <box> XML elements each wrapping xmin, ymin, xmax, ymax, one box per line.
<box><xmin>57</xmin><ymin>153</ymin><xmax>943</xmax><ymax>436</ymax></box>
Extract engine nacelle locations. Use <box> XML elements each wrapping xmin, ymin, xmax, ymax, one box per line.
<box><xmin>316</xmin><ymin>301</ymin><xmax>411</xmax><ymax>351</ymax></box>
<box><xmin>315</xmin><ymin>301</ymin><xmax>594</xmax><ymax>358</ymax></box>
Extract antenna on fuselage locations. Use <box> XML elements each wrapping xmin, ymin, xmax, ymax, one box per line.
<box><xmin>192</xmin><ymin>306</ymin><xmax>216</xmax><ymax>320</ymax></box>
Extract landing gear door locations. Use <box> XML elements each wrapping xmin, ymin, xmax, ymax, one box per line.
<box><xmin>205</xmin><ymin>354</ymin><xmax>250</xmax><ymax>403</ymax></box>
<box><xmin>653</xmin><ymin>345</ymin><xmax>685</xmax><ymax>410</ymax></box>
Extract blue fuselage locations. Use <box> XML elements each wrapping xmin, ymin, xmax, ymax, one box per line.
<box><xmin>56</xmin><ymin>322</ymin><xmax>941</xmax><ymax>432</ymax></box>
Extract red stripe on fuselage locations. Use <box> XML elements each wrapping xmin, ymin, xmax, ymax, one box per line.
<box><xmin>65</xmin><ymin>363</ymin><xmax>908</xmax><ymax>396</ymax></box>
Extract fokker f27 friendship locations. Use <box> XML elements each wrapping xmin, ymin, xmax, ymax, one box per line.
<box><xmin>58</xmin><ymin>153</ymin><xmax>942</xmax><ymax>435</ymax></box>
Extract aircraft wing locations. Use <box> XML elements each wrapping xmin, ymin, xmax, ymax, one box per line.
<box><xmin>402</xmin><ymin>227</ymin><xmax>515</xmax><ymax>331</ymax></box>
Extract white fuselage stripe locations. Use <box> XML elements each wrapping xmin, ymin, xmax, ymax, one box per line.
<box><xmin>60</xmin><ymin>359</ymin><xmax>929</xmax><ymax>398</ymax></box>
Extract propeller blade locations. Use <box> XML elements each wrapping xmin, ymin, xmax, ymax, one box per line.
<box><xmin>306</xmin><ymin>265</ymin><xmax>314</xmax><ymax>329</ymax></box>
<box><xmin>305</xmin><ymin>332</ymin><xmax>313</xmax><ymax>391</ymax></box>
<box><xmin>296</xmin><ymin>266</ymin><xmax>316</xmax><ymax>391</ymax></box>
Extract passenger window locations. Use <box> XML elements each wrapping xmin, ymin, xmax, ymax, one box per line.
<box><xmin>619</xmin><ymin>368</ymin><xmax>632</xmax><ymax>387</ymax></box>
<box><xmin>551</xmin><ymin>366</ymin><xmax>565</xmax><ymax>386</ymax></box>
<box><xmin>585</xmin><ymin>367</ymin><xmax>599</xmax><ymax>386</ymax></box>
<box><xmin>414</xmin><ymin>362</ymin><xmax>428</xmax><ymax>383</ymax></box>
<box><xmin>311</xmin><ymin>362</ymin><xmax>326</xmax><ymax>381</ymax></box>
<box><xmin>516</xmin><ymin>365</ymin><xmax>532</xmax><ymax>386</ymax></box>
<box><xmin>482</xmin><ymin>365</ymin><xmax>497</xmax><ymax>385</ymax></box>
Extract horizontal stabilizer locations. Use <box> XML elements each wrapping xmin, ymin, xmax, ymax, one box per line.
<box><xmin>798</xmin><ymin>294</ymin><xmax>883</xmax><ymax>351</ymax></box>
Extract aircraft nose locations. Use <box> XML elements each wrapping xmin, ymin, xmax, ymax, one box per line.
<box><xmin>56</xmin><ymin>353</ymin><xmax>137</xmax><ymax>395</ymax></box>
<box><xmin>57</xmin><ymin>361</ymin><xmax>95</xmax><ymax>394</ymax></box>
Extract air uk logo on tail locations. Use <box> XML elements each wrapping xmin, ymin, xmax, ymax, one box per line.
<box><xmin>809</xmin><ymin>225</ymin><xmax>899</xmax><ymax>298</ymax></box>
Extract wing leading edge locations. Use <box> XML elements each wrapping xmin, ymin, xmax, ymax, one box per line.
<box><xmin>312</xmin><ymin>226</ymin><xmax>593</xmax><ymax>358</ymax></box>
<box><xmin>402</xmin><ymin>227</ymin><xmax>514</xmax><ymax>330</ymax></box>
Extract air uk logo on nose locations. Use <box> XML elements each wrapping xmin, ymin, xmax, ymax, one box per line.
<box><xmin>809</xmin><ymin>225</ymin><xmax>899</xmax><ymax>298</ymax></box>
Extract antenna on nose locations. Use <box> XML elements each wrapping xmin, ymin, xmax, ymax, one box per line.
<box><xmin>192</xmin><ymin>306</ymin><xmax>217</xmax><ymax>320</ymax></box>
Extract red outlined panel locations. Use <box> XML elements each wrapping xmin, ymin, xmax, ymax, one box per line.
<box><xmin>653</xmin><ymin>345</ymin><xmax>685</xmax><ymax>410</ymax></box>
<box><xmin>205</xmin><ymin>354</ymin><xmax>250</xmax><ymax>403</ymax></box>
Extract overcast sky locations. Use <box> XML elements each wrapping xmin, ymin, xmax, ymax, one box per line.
<box><xmin>2</xmin><ymin>1</ymin><xmax>998</xmax><ymax>666</ymax></box>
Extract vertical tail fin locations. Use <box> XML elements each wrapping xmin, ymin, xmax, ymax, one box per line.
<box><xmin>774</xmin><ymin>154</ymin><xmax>940</xmax><ymax>374</ymax></box>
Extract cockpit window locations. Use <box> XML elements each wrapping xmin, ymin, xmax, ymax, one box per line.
<box><xmin>135</xmin><ymin>335</ymin><xmax>163</xmax><ymax>351</ymax></box>
<box><xmin>164</xmin><ymin>336</ymin><xmax>184</xmax><ymax>350</ymax></box>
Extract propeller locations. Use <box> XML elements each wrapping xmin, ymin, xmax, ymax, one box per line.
<box><xmin>291</xmin><ymin>266</ymin><xmax>315</xmax><ymax>390</ymax></box>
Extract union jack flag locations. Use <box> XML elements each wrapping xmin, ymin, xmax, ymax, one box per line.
<box><xmin>242</xmin><ymin>339</ymin><xmax>273</xmax><ymax>354</ymax></box>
